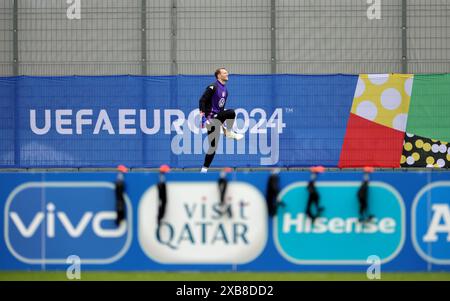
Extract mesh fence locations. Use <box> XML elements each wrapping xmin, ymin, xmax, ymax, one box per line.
<box><xmin>276</xmin><ymin>0</ymin><xmax>402</xmax><ymax>74</ymax></box>
<box><xmin>408</xmin><ymin>0</ymin><xmax>450</xmax><ymax>73</ymax></box>
<box><xmin>0</xmin><ymin>0</ymin><xmax>448</xmax><ymax>76</ymax></box>
<box><xmin>0</xmin><ymin>0</ymin><xmax>13</xmax><ymax>76</ymax></box>
<box><xmin>17</xmin><ymin>0</ymin><xmax>141</xmax><ymax>75</ymax></box>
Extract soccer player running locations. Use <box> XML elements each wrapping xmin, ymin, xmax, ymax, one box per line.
<box><xmin>199</xmin><ymin>68</ymin><xmax>243</xmax><ymax>173</ymax></box>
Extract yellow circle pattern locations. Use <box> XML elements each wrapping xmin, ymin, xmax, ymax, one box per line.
<box><xmin>423</xmin><ymin>143</ymin><xmax>431</xmax><ymax>152</ymax></box>
<box><xmin>404</xmin><ymin>142</ymin><xmax>413</xmax><ymax>151</ymax></box>
<box><xmin>351</xmin><ymin>74</ymin><xmax>413</xmax><ymax>131</ymax></box>
<box><xmin>401</xmin><ymin>133</ymin><xmax>450</xmax><ymax>168</ymax></box>
<box><xmin>415</xmin><ymin>139</ymin><xmax>423</xmax><ymax>148</ymax></box>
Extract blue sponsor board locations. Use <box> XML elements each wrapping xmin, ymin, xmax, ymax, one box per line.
<box><xmin>275</xmin><ymin>182</ymin><xmax>404</xmax><ymax>264</ymax></box>
<box><xmin>0</xmin><ymin>171</ymin><xmax>450</xmax><ymax>271</ymax></box>
<box><xmin>412</xmin><ymin>181</ymin><xmax>450</xmax><ymax>265</ymax></box>
<box><xmin>0</xmin><ymin>75</ymin><xmax>357</xmax><ymax>168</ymax></box>
<box><xmin>5</xmin><ymin>182</ymin><xmax>132</xmax><ymax>264</ymax></box>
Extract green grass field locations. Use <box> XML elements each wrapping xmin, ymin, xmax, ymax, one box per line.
<box><xmin>1</xmin><ymin>271</ymin><xmax>450</xmax><ymax>281</ymax></box>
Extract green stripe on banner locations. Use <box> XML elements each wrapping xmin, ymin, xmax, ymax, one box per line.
<box><xmin>407</xmin><ymin>74</ymin><xmax>450</xmax><ymax>142</ymax></box>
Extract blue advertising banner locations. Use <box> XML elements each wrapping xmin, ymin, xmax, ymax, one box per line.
<box><xmin>275</xmin><ymin>182</ymin><xmax>404</xmax><ymax>264</ymax></box>
<box><xmin>0</xmin><ymin>75</ymin><xmax>358</xmax><ymax>168</ymax></box>
<box><xmin>1</xmin><ymin>171</ymin><xmax>450</xmax><ymax>272</ymax></box>
<box><xmin>412</xmin><ymin>181</ymin><xmax>450</xmax><ymax>265</ymax></box>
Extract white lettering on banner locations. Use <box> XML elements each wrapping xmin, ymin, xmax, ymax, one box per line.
<box><xmin>140</xmin><ymin>109</ymin><xmax>160</xmax><ymax>134</ymax></box>
<box><xmin>76</xmin><ymin>109</ymin><xmax>93</xmax><ymax>134</ymax></box>
<box><xmin>47</xmin><ymin>203</ymin><xmax>55</xmax><ymax>237</ymax></box>
<box><xmin>30</xmin><ymin>109</ymin><xmax>51</xmax><ymax>135</ymax></box>
<box><xmin>164</xmin><ymin>109</ymin><xmax>184</xmax><ymax>134</ymax></box>
<box><xmin>92</xmin><ymin>212</ymin><xmax>127</xmax><ymax>238</ymax></box>
<box><xmin>29</xmin><ymin>108</ymin><xmax>286</xmax><ymax>165</ymax></box>
<box><xmin>9</xmin><ymin>212</ymin><xmax>43</xmax><ymax>238</ymax></box>
<box><xmin>29</xmin><ymin>108</ymin><xmax>286</xmax><ymax>136</ymax></box>
<box><xmin>56</xmin><ymin>109</ymin><xmax>72</xmax><ymax>134</ymax></box>
<box><xmin>93</xmin><ymin>109</ymin><xmax>115</xmax><ymax>134</ymax></box>
<box><xmin>57</xmin><ymin>212</ymin><xmax>92</xmax><ymax>237</ymax></box>
<box><xmin>282</xmin><ymin>213</ymin><xmax>396</xmax><ymax>234</ymax></box>
<box><xmin>366</xmin><ymin>255</ymin><xmax>381</xmax><ymax>280</ymax></box>
<box><xmin>423</xmin><ymin>204</ymin><xmax>450</xmax><ymax>242</ymax></box>
<box><xmin>118</xmin><ymin>109</ymin><xmax>136</xmax><ymax>134</ymax></box>
<box><xmin>66</xmin><ymin>255</ymin><xmax>81</xmax><ymax>280</ymax></box>
<box><xmin>9</xmin><ymin>202</ymin><xmax>127</xmax><ymax>238</ymax></box>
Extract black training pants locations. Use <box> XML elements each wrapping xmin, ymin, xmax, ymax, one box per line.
<box><xmin>203</xmin><ymin>109</ymin><xmax>236</xmax><ymax>168</ymax></box>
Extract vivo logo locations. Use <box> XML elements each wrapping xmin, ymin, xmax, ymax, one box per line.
<box><xmin>4</xmin><ymin>182</ymin><xmax>132</xmax><ymax>265</ymax></box>
<box><xmin>10</xmin><ymin>202</ymin><xmax>126</xmax><ymax>238</ymax></box>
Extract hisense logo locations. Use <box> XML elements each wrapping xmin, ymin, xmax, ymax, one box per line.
<box><xmin>275</xmin><ymin>182</ymin><xmax>404</xmax><ymax>264</ymax></box>
<box><xmin>282</xmin><ymin>213</ymin><xmax>396</xmax><ymax>234</ymax></box>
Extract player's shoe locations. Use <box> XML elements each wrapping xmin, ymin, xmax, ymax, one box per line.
<box><xmin>224</xmin><ymin>128</ymin><xmax>244</xmax><ymax>140</ymax></box>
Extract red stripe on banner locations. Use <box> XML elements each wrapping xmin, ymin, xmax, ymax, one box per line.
<box><xmin>338</xmin><ymin>113</ymin><xmax>404</xmax><ymax>168</ymax></box>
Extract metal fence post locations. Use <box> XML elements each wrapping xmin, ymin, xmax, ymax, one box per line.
<box><xmin>141</xmin><ymin>0</ymin><xmax>147</xmax><ymax>75</ymax></box>
<box><xmin>401</xmin><ymin>0</ymin><xmax>408</xmax><ymax>74</ymax></box>
<box><xmin>170</xmin><ymin>0</ymin><xmax>177</xmax><ymax>75</ymax></box>
<box><xmin>13</xmin><ymin>0</ymin><xmax>18</xmax><ymax>76</ymax></box>
<box><xmin>270</xmin><ymin>0</ymin><xmax>276</xmax><ymax>74</ymax></box>
<box><xmin>13</xmin><ymin>0</ymin><xmax>19</xmax><ymax>167</ymax></box>
<box><xmin>169</xmin><ymin>0</ymin><xmax>178</xmax><ymax>167</ymax></box>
